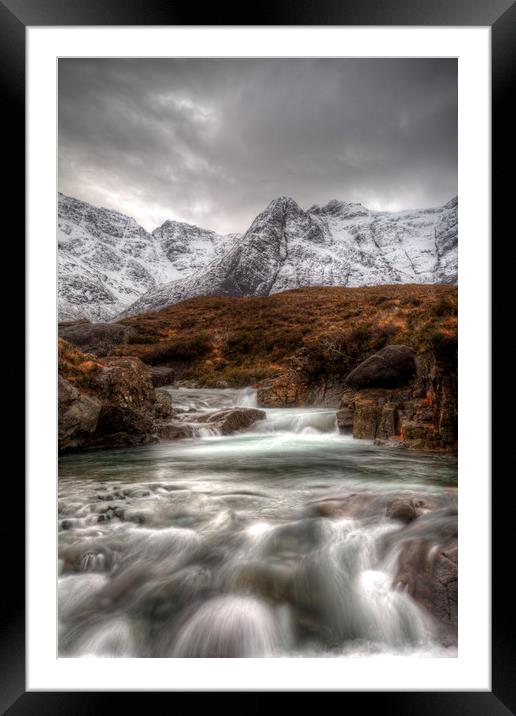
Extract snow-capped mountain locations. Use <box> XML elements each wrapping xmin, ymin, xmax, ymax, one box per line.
<box><xmin>119</xmin><ymin>195</ymin><xmax>458</xmax><ymax>318</ymax></box>
<box><xmin>58</xmin><ymin>193</ymin><xmax>237</xmax><ymax>321</ymax></box>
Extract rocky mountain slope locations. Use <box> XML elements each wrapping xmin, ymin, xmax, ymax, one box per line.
<box><xmin>58</xmin><ymin>193</ymin><xmax>236</xmax><ymax>321</ymax></box>
<box><xmin>120</xmin><ymin>195</ymin><xmax>457</xmax><ymax>317</ymax></box>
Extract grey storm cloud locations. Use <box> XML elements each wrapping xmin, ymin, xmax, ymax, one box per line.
<box><xmin>58</xmin><ymin>58</ymin><xmax>457</xmax><ymax>234</ymax></box>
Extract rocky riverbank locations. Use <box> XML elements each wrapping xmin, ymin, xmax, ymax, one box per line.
<box><xmin>258</xmin><ymin>344</ymin><xmax>456</xmax><ymax>451</ymax></box>
<box><xmin>58</xmin><ymin>339</ymin><xmax>265</xmax><ymax>451</ymax></box>
<box><xmin>58</xmin><ymin>284</ymin><xmax>457</xmax><ymax>453</ymax></box>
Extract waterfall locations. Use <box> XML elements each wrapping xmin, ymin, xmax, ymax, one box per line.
<box><xmin>253</xmin><ymin>408</ymin><xmax>337</xmax><ymax>435</ymax></box>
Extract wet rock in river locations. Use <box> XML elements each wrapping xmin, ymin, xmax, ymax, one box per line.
<box><xmin>382</xmin><ymin>504</ymin><xmax>458</xmax><ymax>636</ymax></box>
<box><xmin>131</xmin><ymin>566</ymin><xmax>212</xmax><ymax>620</ymax></box>
<box><xmin>312</xmin><ymin>493</ymin><xmax>377</xmax><ymax>519</ymax></box>
<box><xmin>197</xmin><ymin>407</ymin><xmax>266</xmax><ymax>435</ymax></box>
<box><xmin>261</xmin><ymin>518</ymin><xmax>325</xmax><ymax>558</ymax></box>
<box><xmin>386</xmin><ymin>498</ymin><xmax>425</xmax><ymax>524</ymax></box>
<box><xmin>232</xmin><ymin>562</ymin><xmax>296</xmax><ymax>604</ymax></box>
<box><xmin>156</xmin><ymin>422</ymin><xmax>194</xmax><ymax>440</ymax></box>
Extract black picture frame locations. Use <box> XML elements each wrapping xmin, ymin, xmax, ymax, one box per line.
<box><xmin>6</xmin><ymin>0</ymin><xmax>513</xmax><ymax>710</ymax></box>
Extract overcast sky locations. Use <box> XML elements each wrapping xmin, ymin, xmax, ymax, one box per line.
<box><xmin>58</xmin><ymin>58</ymin><xmax>457</xmax><ymax>234</ymax></box>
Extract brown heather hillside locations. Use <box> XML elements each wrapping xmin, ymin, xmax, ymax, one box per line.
<box><xmin>115</xmin><ymin>284</ymin><xmax>457</xmax><ymax>389</ymax></box>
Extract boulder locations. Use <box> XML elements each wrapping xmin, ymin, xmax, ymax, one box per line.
<box><xmin>93</xmin><ymin>356</ymin><xmax>156</xmax><ymax>408</ymax></box>
<box><xmin>395</xmin><ymin>538</ymin><xmax>457</xmax><ymax>637</ymax></box>
<box><xmin>59</xmin><ymin>349</ymin><xmax>161</xmax><ymax>451</ymax></box>
<box><xmin>58</xmin><ymin>321</ymin><xmax>137</xmax><ymax>357</ymax></box>
<box><xmin>345</xmin><ymin>345</ymin><xmax>417</xmax><ymax>389</ymax></box>
<box><xmin>85</xmin><ymin>357</ymin><xmax>156</xmax><ymax>445</ymax></box>
<box><xmin>197</xmin><ymin>407</ymin><xmax>266</xmax><ymax>435</ymax></box>
<box><xmin>156</xmin><ymin>422</ymin><xmax>194</xmax><ymax>440</ymax></box>
<box><xmin>311</xmin><ymin>493</ymin><xmax>377</xmax><ymax>519</ymax></box>
<box><xmin>386</xmin><ymin>498</ymin><xmax>425</xmax><ymax>523</ymax></box>
<box><xmin>383</xmin><ymin>504</ymin><xmax>458</xmax><ymax>636</ymax></box>
<box><xmin>151</xmin><ymin>366</ymin><xmax>175</xmax><ymax>387</ymax></box>
<box><xmin>58</xmin><ymin>376</ymin><xmax>101</xmax><ymax>450</ymax></box>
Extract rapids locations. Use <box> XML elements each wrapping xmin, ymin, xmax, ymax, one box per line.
<box><xmin>58</xmin><ymin>387</ymin><xmax>458</xmax><ymax>658</ymax></box>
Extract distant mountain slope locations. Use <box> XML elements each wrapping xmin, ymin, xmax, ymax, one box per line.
<box><xmin>119</xmin><ymin>195</ymin><xmax>458</xmax><ymax>318</ymax></box>
<box><xmin>57</xmin><ymin>193</ymin><xmax>237</xmax><ymax>321</ymax></box>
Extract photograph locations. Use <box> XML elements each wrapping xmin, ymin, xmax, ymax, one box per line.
<box><xmin>56</xmin><ymin>57</ymin><xmax>459</xmax><ymax>659</ymax></box>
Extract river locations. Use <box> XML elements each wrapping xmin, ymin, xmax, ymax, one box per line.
<box><xmin>58</xmin><ymin>387</ymin><xmax>458</xmax><ymax>658</ymax></box>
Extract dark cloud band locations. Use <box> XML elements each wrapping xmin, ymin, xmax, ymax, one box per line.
<box><xmin>58</xmin><ymin>58</ymin><xmax>457</xmax><ymax>234</ymax></box>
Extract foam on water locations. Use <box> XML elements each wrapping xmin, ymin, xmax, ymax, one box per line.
<box><xmin>58</xmin><ymin>387</ymin><xmax>457</xmax><ymax>658</ymax></box>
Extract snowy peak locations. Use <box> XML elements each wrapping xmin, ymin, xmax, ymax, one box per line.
<box><xmin>265</xmin><ymin>195</ymin><xmax>303</xmax><ymax>214</ymax></box>
<box><xmin>152</xmin><ymin>218</ymin><xmax>217</xmax><ymax>240</ymax></box>
<box><xmin>246</xmin><ymin>195</ymin><xmax>325</xmax><ymax>246</ymax></box>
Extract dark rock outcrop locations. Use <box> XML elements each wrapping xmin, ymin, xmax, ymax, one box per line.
<box><xmin>58</xmin><ymin>321</ymin><xmax>137</xmax><ymax>357</ymax></box>
<box><xmin>257</xmin><ymin>371</ymin><xmax>345</xmax><ymax>409</ymax></box>
<box><xmin>384</xmin><ymin>505</ymin><xmax>458</xmax><ymax>636</ymax></box>
<box><xmin>86</xmin><ymin>357</ymin><xmax>159</xmax><ymax>448</ymax></box>
<box><xmin>345</xmin><ymin>345</ymin><xmax>417</xmax><ymax>389</ymax></box>
<box><xmin>58</xmin><ymin>376</ymin><xmax>102</xmax><ymax>450</ymax></box>
<box><xmin>58</xmin><ymin>342</ymin><xmax>165</xmax><ymax>451</ymax></box>
<box><xmin>257</xmin><ymin>372</ymin><xmax>307</xmax><ymax>408</ymax></box>
<box><xmin>336</xmin><ymin>349</ymin><xmax>457</xmax><ymax>451</ymax></box>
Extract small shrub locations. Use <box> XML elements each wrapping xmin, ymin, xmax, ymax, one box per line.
<box><xmin>145</xmin><ymin>333</ymin><xmax>212</xmax><ymax>365</ymax></box>
<box><xmin>430</xmin><ymin>330</ymin><xmax>458</xmax><ymax>364</ymax></box>
<box><xmin>126</xmin><ymin>333</ymin><xmax>159</xmax><ymax>345</ymax></box>
<box><xmin>430</xmin><ymin>297</ymin><xmax>456</xmax><ymax>318</ymax></box>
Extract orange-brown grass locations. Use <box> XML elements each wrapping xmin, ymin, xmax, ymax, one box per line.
<box><xmin>58</xmin><ymin>338</ymin><xmax>102</xmax><ymax>389</ymax></box>
<box><xmin>116</xmin><ymin>285</ymin><xmax>457</xmax><ymax>386</ymax></box>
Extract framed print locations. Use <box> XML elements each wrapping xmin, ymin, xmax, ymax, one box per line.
<box><xmin>6</xmin><ymin>0</ymin><xmax>513</xmax><ymax>709</ymax></box>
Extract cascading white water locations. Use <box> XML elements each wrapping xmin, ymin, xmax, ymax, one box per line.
<box><xmin>165</xmin><ymin>386</ymin><xmax>258</xmax><ymax>413</ymax></box>
<box><xmin>253</xmin><ymin>407</ymin><xmax>337</xmax><ymax>435</ymax></box>
<box><xmin>58</xmin><ymin>387</ymin><xmax>458</xmax><ymax>658</ymax></box>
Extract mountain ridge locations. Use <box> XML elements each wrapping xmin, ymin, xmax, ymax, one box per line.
<box><xmin>58</xmin><ymin>192</ymin><xmax>238</xmax><ymax>321</ymax></box>
<box><xmin>118</xmin><ymin>193</ymin><xmax>457</xmax><ymax>318</ymax></box>
<box><xmin>57</xmin><ymin>191</ymin><xmax>457</xmax><ymax>321</ymax></box>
